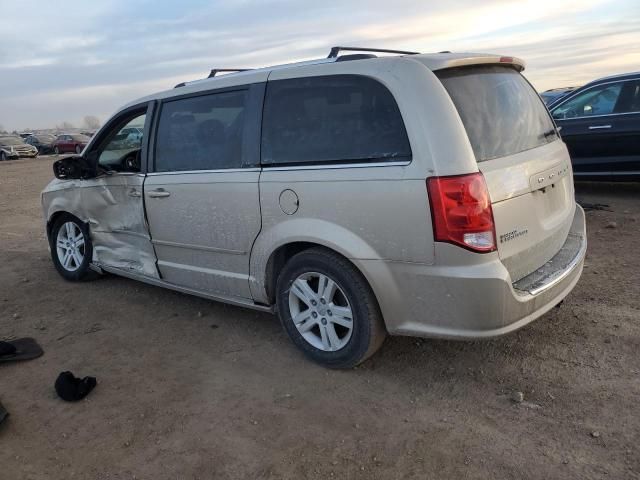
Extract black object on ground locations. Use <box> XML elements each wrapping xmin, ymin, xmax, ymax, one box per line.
<box><xmin>0</xmin><ymin>338</ymin><xmax>43</xmax><ymax>363</ymax></box>
<box><xmin>55</xmin><ymin>371</ymin><xmax>97</xmax><ymax>402</ymax></box>
<box><xmin>0</xmin><ymin>401</ymin><xmax>8</xmax><ymax>425</ymax></box>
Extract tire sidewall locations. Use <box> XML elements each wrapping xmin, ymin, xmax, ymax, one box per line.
<box><xmin>276</xmin><ymin>252</ymin><xmax>374</xmax><ymax>368</ymax></box>
<box><xmin>49</xmin><ymin>214</ymin><xmax>93</xmax><ymax>281</ymax></box>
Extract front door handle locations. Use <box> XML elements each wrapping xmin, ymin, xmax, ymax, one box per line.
<box><xmin>147</xmin><ymin>188</ymin><xmax>171</xmax><ymax>198</ymax></box>
<box><xmin>588</xmin><ymin>125</ymin><xmax>612</xmax><ymax>130</ymax></box>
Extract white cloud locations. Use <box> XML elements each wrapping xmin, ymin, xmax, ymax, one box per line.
<box><xmin>0</xmin><ymin>0</ymin><xmax>638</xmax><ymax>130</ymax></box>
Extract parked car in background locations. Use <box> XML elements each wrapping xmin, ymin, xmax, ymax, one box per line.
<box><xmin>550</xmin><ymin>71</ymin><xmax>640</xmax><ymax>180</ymax></box>
<box><xmin>121</xmin><ymin>126</ymin><xmax>143</xmax><ymax>144</ymax></box>
<box><xmin>18</xmin><ymin>132</ymin><xmax>35</xmax><ymax>139</ymax></box>
<box><xmin>53</xmin><ymin>134</ymin><xmax>91</xmax><ymax>154</ymax></box>
<box><xmin>0</xmin><ymin>135</ymin><xmax>38</xmax><ymax>160</ymax></box>
<box><xmin>42</xmin><ymin>48</ymin><xmax>586</xmax><ymax>368</ymax></box>
<box><xmin>25</xmin><ymin>134</ymin><xmax>57</xmax><ymax>154</ymax></box>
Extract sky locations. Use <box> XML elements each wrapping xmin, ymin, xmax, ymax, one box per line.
<box><xmin>0</xmin><ymin>0</ymin><xmax>638</xmax><ymax>131</ymax></box>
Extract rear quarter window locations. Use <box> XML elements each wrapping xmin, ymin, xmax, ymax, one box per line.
<box><xmin>261</xmin><ymin>75</ymin><xmax>411</xmax><ymax>166</ymax></box>
<box><xmin>437</xmin><ymin>66</ymin><xmax>557</xmax><ymax>162</ymax></box>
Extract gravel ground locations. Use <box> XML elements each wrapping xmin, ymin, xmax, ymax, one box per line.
<box><xmin>1</xmin><ymin>156</ymin><xmax>639</xmax><ymax>479</ymax></box>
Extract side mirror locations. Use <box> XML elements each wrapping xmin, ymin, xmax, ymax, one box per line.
<box><xmin>583</xmin><ymin>105</ymin><xmax>593</xmax><ymax>115</ymax></box>
<box><xmin>52</xmin><ymin>155</ymin><xmax>96</xmax><ymax>180</ymax></box>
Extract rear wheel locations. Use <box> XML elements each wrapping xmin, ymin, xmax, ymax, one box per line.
<box><xmin>49</xmin><ymin>214</ymin><xmax>94</xmax><ymax>281</ymax></box>
<box><xmin>54</xmin><ymin>146</ymin><xmax>59</xmax><ymax>155</ymax></box>
<box><xmin>276</xmin><ymin>248</ymin><xmax>386</xmax><ymax>368</ymax></box>
<box><xmin>0</xmin><ymin>151</ymin><xmax>5</xmax><ymax>161</ymax></box>
<box><xmin>75</xmin><ymin>145</ymin><xmax>82</xmax><ymax>154</ymax></box>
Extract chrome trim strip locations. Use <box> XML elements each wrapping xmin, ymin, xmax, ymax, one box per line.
<box><xmin>97</xmin><ymin>264</ymin><xmax>274</xmax><ymax>313</ymax></box>
<box><xmin>152</xmin><ymin>239</ymin><xmax>246</xmax><ymax>255</ymax></box>
<box><xmin>146</xmin><ymin>168</ymin><xmax>260</xmax><ymax>176</ymax></box>
<box><xmin>262</xmin><ymin>160</ymin><xmax>411</xmax><ymax>171</ymax></box>
<box><xmin>517</xmin><ymin>233</ymin><xmax>587</xmax><ymax>296</ymax></box>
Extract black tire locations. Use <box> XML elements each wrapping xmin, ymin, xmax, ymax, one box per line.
<box><xmin>75</xmin><ymin>145</ymin><xmax>82</xmax><ymax>154</ymax></box>
<box><xmin>49</xmin><ymin>213</ymin><xmax>94</xmax><ymax>281</ymax></box>
<box><xmin>54</xmin><ymin>146</ymin><xmax>59</xmax><ymax>155</ymax></box>
<box><xmin>0</xmin><ymin>151</ymin><xmax>5</xmax><ymax>161</ymax></box>
<box><xmin>276</xmin><ymin>247</ymin><xmax>386</xmax><ymax>368</ymax></box>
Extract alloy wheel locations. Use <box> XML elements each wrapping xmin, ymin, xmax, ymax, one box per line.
<box><xmin>56</xmin><ymin>221</ymin><xmax>85</xmax><ymax>272</ymax></box>
<box><xmin>288</xmin><ymin>272</ymin><xmax>354</xmax><ymax>351</ymax></box>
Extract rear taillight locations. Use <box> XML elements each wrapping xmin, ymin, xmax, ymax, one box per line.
<box><xmin>427</xmin><ymin>173</ymin><xmax>496</xmax><ymax>253</ymax></box>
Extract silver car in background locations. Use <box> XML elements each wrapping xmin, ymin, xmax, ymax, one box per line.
<box><xmin>41</xmin><ymin>47</ymin><xmax>586</xmax><ymax>368</ymax></box>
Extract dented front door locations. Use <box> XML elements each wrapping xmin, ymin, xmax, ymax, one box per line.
<box><xmin>78</xmin><ymin>103</ymin><xmax>159</xmax><ymax>277</ymax></box>
<box><xmin>80</xmin><ymin>172</ymin><xmax>158</xmax><ymax>277</ymax></box>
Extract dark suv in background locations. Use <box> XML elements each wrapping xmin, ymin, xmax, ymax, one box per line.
<box><xmin>550</xmin><ymin>72</ymin><xmax>640</xmax><ymax>181</ymax></box>
<box><xmin>25</xmin><ymin>134</ymin><xmax>57</xmax><ymax>154</ymax></box>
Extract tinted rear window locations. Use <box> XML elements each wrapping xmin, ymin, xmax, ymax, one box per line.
<box><xmin>155</xmin><ymin>89</ymin><xmax>248</xmax><ymax>172</ymax></box>
<box><xmin>261</xmin><ymin>75</ymin><xmax>411</xmax><ymax>165</ymax></box>
<box><xmin>436</xmin><ymin>66</ymin><xmax>557</xmax><ymax>162</ymax></box>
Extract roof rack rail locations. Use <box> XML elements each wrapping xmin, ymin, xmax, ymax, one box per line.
<box><xmin>174</xmin><ymin>68</ymin><xmax>251</xmax><ymax>88</ymax></box>
<box><xmin>208</xmin><ymin>68</ymin><xmax>250</xmax><ymax>78</ymax></box>
<box><xmin>327</xmin><ymin>46</ymin><xmax>419</xmax><ymax>58</ymax></box>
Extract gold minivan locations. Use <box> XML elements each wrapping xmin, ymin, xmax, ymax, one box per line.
<box><xmin>42</xmin><ymin>47</ymin><xmax>586</xmax><ymax>368</ymax></box>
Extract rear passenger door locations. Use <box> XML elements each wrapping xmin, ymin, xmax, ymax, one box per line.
<box><xmin>144</xmin><ymin>84</ymin><xmax>265</xmax><ymax>299</ymax></box>
<box><xmin>552</xmin><ymin>80</ymin><xmax>637</xmax><ymax>179</ymax></box>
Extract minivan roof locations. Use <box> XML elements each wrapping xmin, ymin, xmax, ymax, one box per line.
<box><xmin>123</xmin><ymin>50</ymin><xmax>525</xmax><ymax>109</ymax></box>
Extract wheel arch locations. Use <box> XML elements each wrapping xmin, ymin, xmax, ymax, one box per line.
<box><xmin>255</xmin><ymin>240</ymin><xmax>384</xmax><ymax>312</ymax></box>
<box><xmin>46</xmin><ymin>210</ymin><xmax>89</xmax><ymax>242</ymax></box>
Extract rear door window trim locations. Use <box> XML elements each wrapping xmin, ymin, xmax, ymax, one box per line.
<box><xmin>260</xmin><ymin>74</ymin><xmax>412</xmax><ymax>168</ymax></box>
<box><xmin>150</xmin><ymin>83</ymin><xmax>265</xmax><ymax>173</ymax></box>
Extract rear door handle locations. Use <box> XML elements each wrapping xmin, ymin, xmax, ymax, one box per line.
<box><xmin>588</xmin><ymin>125</ymin><xmax>612</xmax><ymax>130</ymax></box>
<box><xmin>147</xmin><ymin>188</ymin><xmax>171</xmax><ymax>198</ymax></box>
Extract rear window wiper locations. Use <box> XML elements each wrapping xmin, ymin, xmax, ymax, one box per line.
<box><xmin>541</xmin><ymin>128</ymin><xmax>557</xmax><ymax>140</ymax></box>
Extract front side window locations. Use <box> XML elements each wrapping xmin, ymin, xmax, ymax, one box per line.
<box><xmin>155</xmin><ymin>89</ymin><xmax>248</xmax><ymax>172</ymax></box>
<box><xmin>261</xmin><ymin>75</ymin><xmax>411</xmax><ymax>166</ymax></box>
<box><xmin>98</xmin><ymin>112</ymin><xmax>146</xmax><ymax>171</ymax></box>
<box><xmin>552</xmin><ymin>82</ymin><xmax>623</xmax><ymax>120</ymax></box>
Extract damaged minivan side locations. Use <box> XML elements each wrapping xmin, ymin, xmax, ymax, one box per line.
<box><xmin>42</xmin><ymin>48</ymin><xmax>587</xmax><ymax>368</ymax></box>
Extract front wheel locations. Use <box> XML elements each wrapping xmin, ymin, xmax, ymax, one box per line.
<box><xmin>0</xmin><ymin>151</ymin><xmax>6</xmax><ymax>161</ymax></box>
<box><xmin>276</xmin><ymin>248</ymin><xmax>386</xmax><ymax>368</ymax></box>
<box><xmin>49</xmin><ymin>214</ymin><xmax>94</xmax><ymax>281</ymax></box>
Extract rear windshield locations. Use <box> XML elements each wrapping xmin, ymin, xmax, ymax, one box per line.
<box><xmin>436</xmin><ymin>66</ymin><xmax>557</xmax><ymax>162</ymax></box>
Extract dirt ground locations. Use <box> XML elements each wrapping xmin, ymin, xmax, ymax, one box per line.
<box><xmin>1</xmin><ymin>156</ymin><xmax>639</xmax><ymax>479</ymax></box>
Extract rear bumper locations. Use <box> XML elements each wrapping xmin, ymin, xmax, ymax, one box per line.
<box><xmin>357</xmin><ymin>205</ymin><xmax>586</xmax><ymax>339</ymax></box>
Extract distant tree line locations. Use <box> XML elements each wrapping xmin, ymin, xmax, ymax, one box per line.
<box><xmin>0</xmin><ymin>116</ymin><xmax>102</xmax><ymax>135</ymax></box>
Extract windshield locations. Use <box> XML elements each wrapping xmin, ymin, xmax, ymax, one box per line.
<box><xmin>436</xmin><ymin>66</ymin><xmax>557</xmax><ymax>162</ymax></box>
<box><xmin>0</xmin><ymin>136</ymin><xmax>25</xmax><ymax>146</ymax></box>
<box><xmin>35</xmin><ymin>135</ymin><xmax>56</xmax><ymax>142</ymax></box>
